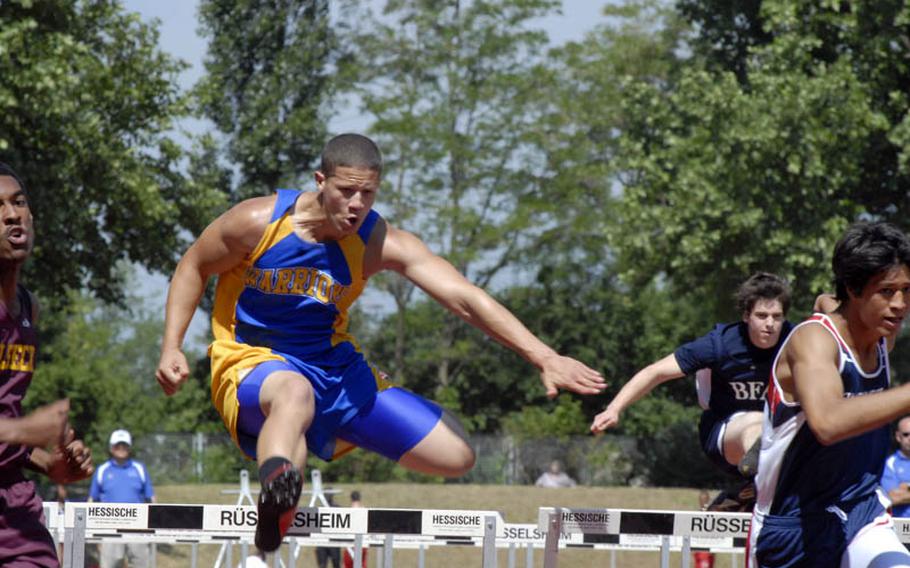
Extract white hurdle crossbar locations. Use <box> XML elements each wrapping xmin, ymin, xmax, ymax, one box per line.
<box><xmin>60</xmin><ymin>502</ymin><xmax>503</xmax><ymax>568</ymax></box>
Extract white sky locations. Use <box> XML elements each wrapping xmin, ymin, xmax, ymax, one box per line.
<box><xmin>124</xmin><ymin>0</ymin><xmax>612</xmax><ymax>343</ymax></box>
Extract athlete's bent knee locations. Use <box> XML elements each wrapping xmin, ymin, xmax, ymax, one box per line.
<box><xmin>440</xmin><ymin>441</ymin><xmax>476</xmax><ymax>478</ymax></box>
<box><xmin>439</xmin><ymin>409</ymin><xmax>475</xmax><ymax>476</ymax></box>
<box><xmin>267</xmin><ymin>374</ymin><xmax>314</xmax><ymax>415</ymax></box>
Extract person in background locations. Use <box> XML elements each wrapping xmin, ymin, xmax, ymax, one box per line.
<box><xmin>343</xmin><ymin>491</ymin><xmax>367</xmax><ymax>568</ymax></box>
<box><xmin>89</xmin><ymin>429</ymin><xmax>155</xmax><ymax>568</ymax></box>
<box><xmin>534</xmin><ymin>460</ymin><xmax>577</xmax><ymax>488</ymax></box>
<box><xmin>314</xmin><ymin>494</ymin><xmax>341</xmax><ymax>568</ymax></box>
<box><xmin>882</xmin><ymin>415</ymin><xmax>910</xmax><ymax>518</ymax></box>
<box><xmin>592</xmin><ymin>272</ymin><xmax>793</xmax><ymax>511</ymax></box>
<box><xmin>694</xmin><ymin>490</ymin><xmax>716</xmax><ymax>567</ymax></box>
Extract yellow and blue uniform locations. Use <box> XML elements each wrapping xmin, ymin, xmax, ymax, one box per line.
<box><xmin>210</xmin><ymin>189</ymin><xmax>442</xmax><ymax>461</ymax></box>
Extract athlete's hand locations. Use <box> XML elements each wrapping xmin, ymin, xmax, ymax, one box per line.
<box><xmin>15</xmin><ymin>399</ymin><xmax>69</xmax><ymax>448</ymax></box>
<box><xmin>813</xmin><ymin>293</ymin><xmax>839</xmax><ymax>314</ymax></box>
<box><xmin>538</xmin><ymin>354</ymin><xmax>605</xmax><ymax>399</ymax></box>
<box><xmin>46</xmin><ymin>430</ymin><xmax>94</xmax><ymax>483</ymax></box>
<box><xmin>590</xmin><ymin>406</ymin><xmax>621</xmax><ymax>434</ymax></box>
<box><xmin>156</xmin><ymin>347</ymin><xmax>190</xmax><ymax>396</ymax></box>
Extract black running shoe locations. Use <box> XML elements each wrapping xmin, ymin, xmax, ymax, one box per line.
<box><xmin>255</xmin><ymin>464</ymin><xmax>303</xmax><ymax>552</ymax></box>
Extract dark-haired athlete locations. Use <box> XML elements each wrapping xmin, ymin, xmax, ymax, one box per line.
<box><xmin>592</xmin><ymin>272</ymin><xmax>792</xmax><ymax>479</ymax></box>
<box><xmin>750</xmin><ymin>222</ymin><xmax>910</xmax><ymax>567</ymax></box>
<box><xmin>156</xmin><ymin>134</ymin><xmax>605</xmax><ymax>552</ymax></box>
<box><xmin>0</xmin><ymin>163</ymin><xmax>94</xmax><ymax>567</ymax></box>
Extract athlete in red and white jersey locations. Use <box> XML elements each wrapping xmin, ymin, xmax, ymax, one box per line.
<box><xmin>749</xmin><ymin>222</ymin><xmax>910</xmax><ymax>568</ymax></box>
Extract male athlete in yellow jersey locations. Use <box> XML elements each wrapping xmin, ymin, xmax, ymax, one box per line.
<box><xmin>155</xmin><ymin>134</ymin><xmax>605</xmax><ymax>552</ymax></box>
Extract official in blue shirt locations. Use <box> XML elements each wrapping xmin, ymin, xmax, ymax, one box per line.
<box><xmin>882</xmin><ymin>415</ymin><xmax>910</xmax><ymax>518</ymax></box>
<box><xmin>591</xmin><ymin>272</ymin><xmax>793</xmax><ymax>487</ymax></box>
<box><xmin>89</xmin><ymin>429</ymin><xmax>155</xmax><ymax>568</ymax></box>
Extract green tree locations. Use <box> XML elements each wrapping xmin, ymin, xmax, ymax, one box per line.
<box><xmin>676</xmin><ymin>0</ymin><xmax>769</xmax><ymax>81</ymax></box>
<box><xmin>610</xmin><ymin>5</ymin><xmax>900</xmax><ymax>321</ymax></box>
<box><xmin>0</xmin><ymin>0</ymin><xmax>223</xmax><ymax>308</ymax></box>
<box><xmin>343</xmin><ymin>0</ymin><xmax>564</xmax><ymax>392</ymax></box>
<box><xmin>676</xmin><ymin>1</ymin><xmax>910</xmax><ymax>225</ymax></box>
<box><xmin>529</xmin><ymin>0</ymin><xmax>688</xmax><ymax>271</ymax></box>
<box><xmin>195</xmin><ymin>0</ymin><xmax>337</xmax><ymax>199</ymax></box>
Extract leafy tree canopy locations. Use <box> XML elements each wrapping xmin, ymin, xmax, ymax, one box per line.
<box><xmin>611</xmin><ymin>0</ymin><xmax>907</xmax><ymax>321</ymax></box>
<box><xmin>195</xmin><ymin>0</ymin><xmax>337</xmax><ymax>199</ymax></box>
<box><xmin>0</xmin><ymin>0</ymin><xmax>225</xmax><ymax>308</ymax></box>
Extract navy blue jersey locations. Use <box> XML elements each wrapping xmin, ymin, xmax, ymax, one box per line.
<box><xmin>674</xmin><ymin>320</ymin><xmax>794</xmax><ymax>419</ymax></box>
<box><xmin>756</xmin><ymin>314</ymin><xmax>891</xmax><ymax>518</ymax></box>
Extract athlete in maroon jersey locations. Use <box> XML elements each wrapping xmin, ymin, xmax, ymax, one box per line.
<box><xmin>0</xmin><ymin>163</ymin><xmax>93</xmax><ymax>567</ymax></box>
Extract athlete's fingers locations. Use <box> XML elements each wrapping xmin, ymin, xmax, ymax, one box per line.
<box><xmin>66</xmin><ymin>440</ymin><xmax>90</xmax><ymax>464</ymax></box>
<box><xmin>575</xmin><ymin>376</ymin><xmax>607</xmax><ymax>390</ymax></box>
<box><xmin>61</xmin><ymin>426</ymin><xmax>75</xmax><ymax>447</ymax></box>
<box><xmin>559</xmin><ymin>375</ymin><xmax>606</xmax><ymax>394</ymax></box>
<box><xmin>540</xmin><ymin>376</ymin><xmax>559</xmax><ymax>399</ymax></box>
<box><xmin>156</xmin><ymin>368</ymin><xmax>184</xmax><ymax>396</ymax></box>
<box><xmin>55</xmin><ymin>401</ymin><xmax>70</xmax><ymax>447</ymax></box>
<box><xmin>579</xmin><ymin>365</ymin><xmax>605</xmax><ymax>379</ymax></box>
<box><xmin>591</xmin><ymin>408</ymin><xmax>619</xmax><ymax>433</ymax></box>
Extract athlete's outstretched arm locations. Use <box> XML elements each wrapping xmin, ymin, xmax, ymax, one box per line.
<box><xmin>590</xmin><ymin>354</ymin><xmax>685</xmax><ymax>433</ymax></box>
<box><xmin>788</xmin><ymin>325</ymin><xmax>910</xmax><ymax>444</ymax></box>
<box><xmin>377</xmin><ymin>225</ymin><xmax>605</xmax><ymax>398</ymax></box>
<box><xmin>156</xmin><ymin>197</ymin><xmax>273</xmax><ymax>396</ymax></box>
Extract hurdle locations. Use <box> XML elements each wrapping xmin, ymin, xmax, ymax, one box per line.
<box><xmin>60</xmin><ymin>501</ymin><xmax>503</xmax><ymax>568</ymax></box>
<box><xmin>537</xmin><ymin>507</ymin><xmax>910</xmax><ymax>568</ymax></box>
<box><xmin>539</xmin><ymin>507</ymin><xmax>748</xmax><ymax>568</ymax></box>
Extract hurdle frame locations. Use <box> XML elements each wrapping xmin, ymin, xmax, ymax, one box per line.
<box><xmin>60</xmin><ymin>502</ymin><xmax>503</xmax><ymax>568</ymax></box>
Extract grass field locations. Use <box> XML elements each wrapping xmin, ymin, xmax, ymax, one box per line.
<box><xmin>99</xmin><ymin>481</ymin><xmax>738</xmax><ymax>568</ymax></box>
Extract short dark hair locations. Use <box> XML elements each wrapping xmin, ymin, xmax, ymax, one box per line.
<box><xmin>833</xmin><ymin>222</ymin><xmax>910</xmax><ymax>303</ymax></box>
<box><xmin>350</xmin><ymin>490</ymin><xmax>361</xmax><ymax>502</ymax></box>
<box><xmin>735</xmin><ymin>272</ymin><xmax>791</xmax><ymax>315</ymax></box>
<box><xmin>319</xmin><ymin>134</ymin><xmax>382</xmax><ymax>178</ymax></box>
<box><xmin>0</xmin><ymin>162</ymin><xmax>26</xmax><ymax>195</ymax></box>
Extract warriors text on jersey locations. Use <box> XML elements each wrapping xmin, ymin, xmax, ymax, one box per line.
<box><xmin>208</xmin><ymin>189</ymin><xmax>389</xmax><ymax>460</ymax></box>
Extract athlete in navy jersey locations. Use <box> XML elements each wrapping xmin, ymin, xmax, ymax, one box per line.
<box><xmin>591</xmin><ymin>272</ymin><xmax>792</xmax><ymax>480</ymax></box>
<box><xmin>156</xmin><ymin>134</ymin><xmax>606</xmax><ymax>552</ymax></box>
<box><xmin>749</xmin><ymin>222</ymin><xmax>910</xmax><ymax>568</ymax></box>
<box><xmin>0</xmin><ymin>164</ymin><xmax>93</xmax><ymax>566</ymax></box>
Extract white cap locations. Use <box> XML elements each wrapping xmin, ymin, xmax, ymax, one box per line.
<box><xmin>109</xmin><ymin>429</ymin><xmax>132</xmax><ymax>448</ymax></box>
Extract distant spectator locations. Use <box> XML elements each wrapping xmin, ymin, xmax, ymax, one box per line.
<box><xmin>89</xmin><ymin>429</ymin><xmax>155</xmax><ymax>568</ymax></box>
<box><xmin>315</xmin><ymin>494</ymin><xmax>341</xmax><ymax>567</ymax></box>
<box><xmin>343</xmin><ymin>491</ymin><xmax>368</xmax><ymax>568</ymax></box>
<box><xmin>693</xmin><ymin>490</ymin><xmax>716</xmax><ymax>566</ymax></box>
<box><xmin>535</xmin><ymin>460</ymin><xmax>576</xmax><ymax>488</ymax></box>
<box><xmin>698</xmin><ymin>489</ymin><xmax>711</xmax><ymax>511</ymax></box>
<box><xmin>882</xmin><ymin>415</ymin><xmax>910</xmax><ymax>518</ymax></box>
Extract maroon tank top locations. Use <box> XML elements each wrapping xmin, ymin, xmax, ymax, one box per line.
<box><xmin>0</xmin><ymin>286</ymin><xmax>38</xmax><ymax>474</ymax></box>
